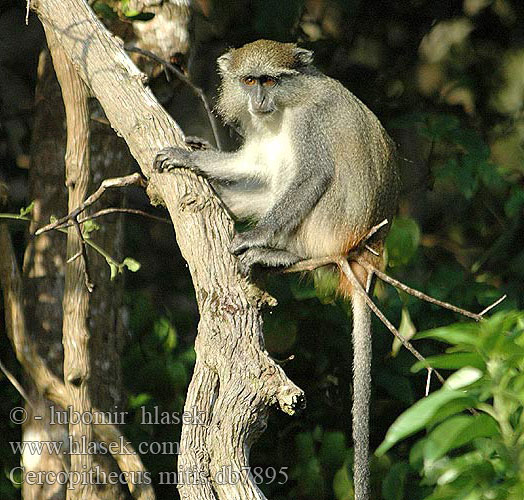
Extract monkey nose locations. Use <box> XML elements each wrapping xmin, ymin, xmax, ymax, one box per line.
<box><xmin>251</xmin><ymin>95</ymin><xmax>272</xmax><ymax>114</ymax></box>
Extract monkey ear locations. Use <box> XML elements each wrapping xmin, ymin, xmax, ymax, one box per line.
<box><xmin>294</xmin><ymin>47</ymin><xmax>314</xmax><ymax>67</ymax></box>
<box><xmin>217</xmin><ymin>51</ymin><xmax>233</xmax><ymax>74</ymax></box>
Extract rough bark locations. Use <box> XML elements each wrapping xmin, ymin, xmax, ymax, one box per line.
<box><xmin>30</xmin><ymin>1</ymin><xmax>304</xmax><ymax>499</ymax></box>
<box><xmin>45</xmin><ymin>27</ymin><xmax>97</xmax><ymax>499</ymax></box>
<box><xmin>21</xmin><ymin>48</ymin><xmax>69</xmax><ymax>500</ymax></box>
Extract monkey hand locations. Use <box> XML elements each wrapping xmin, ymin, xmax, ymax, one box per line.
<box><xmin>229</xmin><ymin>225</ymin><xmax>275</xmax><ymax>256</ymax></box>
<box><xmin>153</xmin><ymin>147</ymin><xmax>194</xmax><ymax>173</ymax></box>
<box><xmin>184</xmin><ymin>136</ymin><xmax>212</xmax><ymax>151</ymax></box>
<box><xmin>237</xmin><ymin>251</ymin><xmax>256</xmax><ymax>277</ymax></box>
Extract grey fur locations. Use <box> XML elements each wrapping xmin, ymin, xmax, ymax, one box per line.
<box><xmin>154</xmin><ymin>39</ymin><xmax>399</xmax><ymax>500</ymax></box>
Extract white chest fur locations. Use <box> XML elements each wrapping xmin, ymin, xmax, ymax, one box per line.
<box><xmin>240</xmin><ymin>124</ymin><xmax>295</xmax><ymax>190</ymax></box>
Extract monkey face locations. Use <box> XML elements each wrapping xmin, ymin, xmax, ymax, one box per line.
<box><xmin>240</xmin><ymin>75</ymin><xmax>279</xmax><ymax>115</ymax></box>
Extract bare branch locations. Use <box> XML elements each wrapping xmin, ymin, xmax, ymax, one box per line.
<box><xmin>34</xmin><ymin>173</ymin><xmax>146</xmax><ymax>236</ymax></box>
<box><xmin>478</xmin><ymin>294</ymin><xmax>507</xmax><ymax>316</ymax></box>
<box><xmin>50</xmin><ymin>207</ymin><xmax>171</xmax><ymax>230</ymax></box>
<box><xmin>357</xmin><ymin>261</ymin><xmax>483</xmax><ymax>321</ymax></box>
<box><xmin>0</xmin><ymin>358</ymin><xmax>33</xmax><ymax>407</ymax></box>
<box><xmin>47</xmin><ymin>29</ymin><xmax>95</xmax><ymax>498</ymax></box>
<box><xmin>336</xmin><ymin>257</ymin><xmax>446</xmax><ymax>385</ymax></box>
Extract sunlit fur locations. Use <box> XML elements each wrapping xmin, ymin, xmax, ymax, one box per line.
<box><xmin>213</xmin><ymin>40</ymin><xmax>399</xmax><ymax>500</ymax></box>
<box><xmin>215</xmin><ymin>40</ymin><xmax>398</xmax><ymax>270</ymax></box>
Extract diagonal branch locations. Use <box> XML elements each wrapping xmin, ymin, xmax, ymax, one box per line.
<box><xmin>34</xmin><ymin>173</ymin><xmax>146</xmax><ymax>236</ymax></box>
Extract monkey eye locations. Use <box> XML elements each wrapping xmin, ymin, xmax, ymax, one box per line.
<box><xmin>242</xmin><ymin>76</ymin><xmax>257</xmax><ymax>86</ymax></box>
<box><xmin>260</xmin><ymin>75</ymin><xmax>277</xmax><ymax>87</ymax></box>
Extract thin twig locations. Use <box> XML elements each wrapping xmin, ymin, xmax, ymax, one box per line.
<box><xmin>336</xmin><ymin>257</ymin><xmax>446</xmax><ymax>384</ymax></box>
<box><xmin>425</xmin><ymin>369</ymin><xmax>432</xmax><ymax>397</ymax></box>
<box><xmin>357</xmin><ymin>261</ymin><xmax>483</xmax><ymax>321</ymax></box>
<box><xmin>286</xmin><ymin>253</ymin><xmax>504</xmax><ymax>322</ymax></box>
<box><xmin>356</xmin><ymin>259</ymin><xmax>506</xmax><ymax>321</ymax></box>
<box><xmin>0</xmin><ymin>359</ymin><xmax>33</xmax><ymax>408</ymax></box>
<box><xmin>67</xmin><ymin>250</ymin><xmax>82</xmax><ymax>264</ymax></box>
<box><xmin>34</xmin><ymin>173</ymin><xmax>145</xmax><ymax>236</ymax></box>
<box><xmin>364</xmin><ymin>218</ymin><xmax>389</xmax><ymax>240</ymax></box>
<box><xmin>478</xmin><ymin>294</ymin><xmax>507</xmax><ymax>316</ymax></box>
<box><xmin>56</xmin><ymin>207</ymin><xmax>170</xmax><ymax>230</ymax></box>
<box><xmin>73</xmin><ymin>217</ymin><xmax>94</xmax><ymax>292</ymax></box>
<box><xmin>125</xmin><ymin>46</ymin><xmax>223</xmax><ymax>151</ymax></box>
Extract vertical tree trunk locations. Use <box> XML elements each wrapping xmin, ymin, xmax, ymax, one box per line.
<box><xmin>21</xmin><ymin>47</ymin><xmax>69</xmax><ymax>500</ymax></box>
<box><xmin>18</xmin><ymin>30</ymin><xmax>133</xmax><ymax>499</ymax></box>
<box><xmin>46</xmin><ymin>27</ymin><xmax>97</xmax><ymax>499</ymax></box>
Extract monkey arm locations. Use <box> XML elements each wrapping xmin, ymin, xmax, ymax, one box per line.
<box><xmin>154</xmin><ymin>147</ymin><xmax>262</xmax><ymax>185</ymax></box>
<box><xmin>230</xmin><ymin>130</ymin><xmax>334</xmax><ymax>255</ymax></box>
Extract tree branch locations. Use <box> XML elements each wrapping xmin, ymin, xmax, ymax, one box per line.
<box><xmin>46</xmin><ymin>27</ymin><xmax>96</xmax><ymax>498</ymax></box>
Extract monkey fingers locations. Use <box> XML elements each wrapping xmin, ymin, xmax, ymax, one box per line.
<box><xmin>184</xmin><ymin>136</ymin><xmax>212</xmax><ymax>151</ymax></box>
<box><xmin>228</xmin><ymin>226</ymin><xmax>276</xmax><ymax>255</ymax></box>
<box><xmin>153</xmin><ymin>147</ymin><xmax>193</xmax><ymax>172</ymax></box>
<box><xmin>236</xmin><ymin>248</ymin><xmax>301</xmax><ymax>276</ymax></box>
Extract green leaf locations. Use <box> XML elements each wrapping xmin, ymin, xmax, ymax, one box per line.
<box><xmin>318</xmin><ymin>431</ymin><xmax>346</xmax><ymax>470</ymax></box>
<box><xmin>93</xmin><ymin>1</ymin><xmax>118</xmax><ymax>19</ymax></box>
<box><xmin>422</xmin><ymin>113</ymin><xmax>460</xmax><ymax>140</ymax></box>
<box><xmin>382</xmin><ymin>462</ymin><xmax>410</xmax><ymax>500</ymax></box>
<box><xmin>128</xmin><ymin>393</ymin><xmax>152</xmax><ymax>409</ymax></box>
<box><xmin>123</xmin><ymin>257</ymin><xmax>141</xmax><ymax>273</ymax></box>
<box><xmin>505</xmin><ymin>186</ymin><xmax>524</xmax><ymax>218</ymax></box>
<box><xmin>392</xmin><ymin>307</ymin><xmax>417</xmax><ymax>356</ymax></box>
<box><xmin>19</xmin><ymin>201</ymin><xmax>34</xmax><ymax>217</ymax></box>
<box><xmin>432</xmin><ymin>451</ymin><xmax>489</xmax><ymax>486</ymax></box>
<box><xmin>386</xmin><ymin>217</ymin><xmax>421</xmax><ymax>267</ymax></box>
<box><xmin>415</xmin><ymin>323</ymin><xmax>480</xmax><ymax>346</ymax></box>
<box><xmin>125</xmin><ymin>11</ymin><xmax>155</xmax><ymax>20</ymax></box>
<box><xmin>374</xmin><ymin>371</ymin><xmax>415</xmax><ymax>405</ymax></box>
<box><xmin>108</xmin><ymin>260</ymin><xmax>119</xmax><ymax>280</ymax></box>
<box><xmin>376</xmin><ymin>389</ymin><xmax>474</xmax><ymax>456</ymax></box>
<box><xmin>478</xmin><ymin>160</ymin><xmax>507</xmax><ymax>192</ymax></box>
<box><xmin>153</xmin><ymin>317</ymin><xmax>177</xmax><ymax>351</ymax></box>
<box><xmin>82</xmin><ymin>219</ymin><xmax>100</xmax><ymax>237</ymax></box>
<box><xmin>452</xmin><ymin>129</ymin><xmax>490</xmax><ymax>159</ymax></box>
<box><xmin>333</xmin><ymin>462</ymin><xmax>353</xmax><ymax>500</ymax></box>
<box><xmin>411</xmin><ymin>353</ymin><xmax>485</xmax><ymax>373</ymax></box>
<box><xmin>312</xmin><ymin>267</ymin><xmax>338</xmax><ymax>302</ymax></box>
<box><xmin>426</xmin><ymin>398</ymin><xmax>479</xmax><ymax>428</ymax></box>
<box><xmin>444</xmin><ymin>367</ymin><xmax>482</xmax><ymax>390</ymax></box>
<box><xmin>295</xmin><ymin>432</ymin><xmax>315</xmax><ymax>462</ymax></box>
<box><xmin>423</xmin><ymin>414</ymin><xmax>498</xmax><ymax>463</ymax></box>
<box><xmin>120</xmin><ymin>0</ymin><xmax>154</xmax><ymax>19</ymax></box>
<box><xmin>167</xmin><ymin>361</ymin><xmax>187</xmax><ymax>390</ymax></box>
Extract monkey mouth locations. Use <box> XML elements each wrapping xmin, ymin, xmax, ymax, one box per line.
<box><xmin>249</xmin><ymin>107</ymin><xmax>276</xmax><ymax>116</ymax></box>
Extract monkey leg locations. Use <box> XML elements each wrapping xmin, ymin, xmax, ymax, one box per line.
<box><xmin>237</xmin><ymin>248</ymin><xmax>301</xmax><ymax>276</ymax></box>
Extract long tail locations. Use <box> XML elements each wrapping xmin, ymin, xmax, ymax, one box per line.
<box><xmin>351</xmin><ymin>288</ymin><xmax>372</xmax><ymax>499</ymax></box>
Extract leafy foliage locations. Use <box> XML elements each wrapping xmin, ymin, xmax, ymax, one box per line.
<box><xmin>377</xmin><ymin>313</ymin><xmax>524</xmax><ymax>500</ymax></box>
